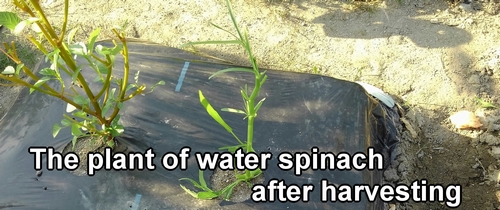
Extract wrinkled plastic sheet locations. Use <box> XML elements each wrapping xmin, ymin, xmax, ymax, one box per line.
<box><xmin>0</xmin><ymin>40</ymin><xmax>400</xmax><ymax>210</ymax></box>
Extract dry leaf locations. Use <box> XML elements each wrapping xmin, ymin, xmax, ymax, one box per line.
<box><xmin>449</xmin><ymin>110</ymin><xmax>483</xmax><ymax>129</ymax></box>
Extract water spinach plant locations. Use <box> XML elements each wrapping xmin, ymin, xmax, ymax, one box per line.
<box><xmin>179</xmin><ymin>0</ymin><xmax>268</xmax><ymax>201</ymax></box>
<box><xmin>0</xmin><ymin>0</ymin><xmax>163</xmax><ymax>149</ymax></box>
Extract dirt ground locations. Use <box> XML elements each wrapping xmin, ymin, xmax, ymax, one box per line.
<box><xmin>2</xmin><ymin>0</ymin><xmax>500</xmax><ymax>209</ymax></box>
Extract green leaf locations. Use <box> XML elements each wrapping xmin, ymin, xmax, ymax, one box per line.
<box><xmin>95</xmin><ymin>44</ymin><xmax>123</xmax><ymax>56</ymax></box>
<box><xmin>96</xmin><ymin>62</ymin><xmax>109</xmax><ymax>74</ymax></box>
<box><xmin>101</xmin><ymin>101</ymin><xmax>114</xmax><ymax>116</ymax></box>
<box><xmin>209</xmin><ymin>22</ymin><xmax>238</xmax><ymax>39</ymax></box>
<box><xmin>134</xmin><ymin>71</ymin><xmax>140</xmax><ymax>84</ymax></box>
<box><xmin>73</xmin><ymin>95</ymin><xmax>88</xmax><ymax>106</ymax></box>
<box><xmin>476</xmin><ymin>97</ymin><xmax>498</xmax><ymax>109</ymax></box>
<box><xmin>107</xmin><ymin>140</ymin><xmax>114</xmax><ymax>148</ymax></box>
<box><xmin>198</xmin><ymin>191</ymin><xmax>219</xmax><ymax>199</ymax></box>
<box><xmin>71</xmin><ymin>136</ymin><xmax>78</xmax><ymax>151</ymax></box>
<box><xmin>67</xmin><ymin>27</ymin><xmax>79</xmax><ymax>44</ymax></box>
<box><xmin>87</xmin><ymin>28</ymin><xmax>101</xmax><ymax>54</ymax></box>
<box><xmin>208</xmin><ymin>67</ymin><xmax>254</xmax><ymax>79</ymax></box>
<box><xmin>117</xmin><ymin>102</ymin><xmax>124</xmax><ymax>109</ymax></box>
<box><xmin>0</xmin><ymin>12</ymin><xmax>22</xmax><ymax>31</ymax></box>
<box><xmin>2</xmin><ymin>66</ymin><xmax>15</xmax><ymax>75</ymax></box>
<box><xmin>61</xmin><ymin>119</ymin><xmax>72</xmax><ymax>127</ymax></box>
<box><xmin>221</xmin><ymin>108</ymin><xmax>246</xmax><ymax>115</ymax></box>
<box><xmin>68</xmin><ymin>42</ymin><xmax>87</xmax><ymax>55</ymax></box>
<box><xmin>71</xmin><ymin>66</ymin><xmax>82</xmax><ymax>83</ymax></box>
<box><xmin>39</xmin><ymin>68</ymin><xmax>56</xmax><ymax>76</ymax></box>
<box><xmin>52</xmin><ymin>124</ymin><xmax>62</xmax><ymax>138</ymax></box>
<box><xmin>180</xmin><ymin>40</ymin><xmax>241</xmax><ymax>49</ymax></box>
<box><xmin>71</xmin><ymin>124</ymin><xmax>83</xmax><ymax>136</ymax></box>
<box><xmin>260</xmin><ymin>74</ymin><xmax>268</xmax><ymax>85</ymax></box>
<box><xmin>30</xmin><ymin>77</ymin><xmax>50</xmax><ymax>94</ymax></box>
<box><xmin>73</xmin><ymin>110</ymin><xmax>88</xmax><ymax>118</ymax></box>
<box><xmin>199</xmin><ymin>170</ymin><xmax>208</xmax><ymax>188</ymax></box>
<box><xmin>218</xmin><ymin>144</ymin><xmax>245</xmax><ymax>153</ymax></box>
<box><xmin>199</xmin><ymin>90</ymin><xmax>233</xmax><ymax>133</ymax></box>
<box><xmin>145</xmin><ymin>80</ymin><xmax>165</xmax><ymax>94</ymax></box>
<box><xmin>179</xmin><ymin>178</ymin><xmax>204</xmax><ymax>190</ymax></box>
<box><xmin>111</xmin><ymin>124</ymin><xmax>124</xmax><ymax>137</ymax></box>
<box><xmin>180</xmin><ymin>184</ymin><xmax>200</xmax><ymax>198</ymax></box>
<box><xmin>15</xmin><ymin>64</ymin><xmax>24</xmax><ymax>76</ymax></box>
<box><xmin>254</xmin><ymin>97</ymin><xmax>266</xmax><ymax>113</ymax></box>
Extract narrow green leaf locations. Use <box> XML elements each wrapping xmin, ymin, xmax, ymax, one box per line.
<box><xmin>240</xmin><ymin>89</ymin><xmax>249</xmax><ymax>101</ymax></box>
<box><xmin>254</xmin><ymin>97</ymin><xmax>266</xmax><ymax>113</ymax></box>
<box><xmin>180</xmin><ymin>184</ymin><xmax>199</xmax><ymax>198</ymax></box>
<box><xmin>179</xmin><ymin>178</ymin><xmax>204</xmax><ymax>190</ymax></box>
<box><xmin>476</xmin><ymin>97</ymin><xmax>498</xmax><ymax>109</ymax></box>
<box><xmin>0</xmin><ymin>12</ymin><xmax>22</xmax><ymax>31</ymax></box>
<box><xmin>221</xmin><ymin>108</ymin><xmax>246</xmax><ymax>115</ymax></box>
<box><xmin>260</xmin><ymin>74</ymin><xmax>268</xmax><ymax>85</ymax></box>
<box><xmin>208</xmin><ymin>67</ymin><xmax>254</xmax><ymax>79</ymax></box>
<box><xmin>52</xmin><ymin>124</ymin><xmax>62</xmax><ymax>138</ymax></box>
<box><xmin>198</xmin><ymin>191</ymin><xmax>219</xmax><ymax>199</ymax></box>
<box><xmin>218</xmin><ymin>144</ymin><xmax>245</xmax><ymax>153</ymax></box>
<box><xmin>180</xmin><ymin>40</ymin><xmax>241</xmax><ymax>49</ymax></box>
<box><xmin>87</xmin><ymin>28</ymin><xmax>101</xmax><ymax>54</ymax></box>
<box><xmin>209</xmin><ymin>22</ymin><xmax>238</xmax><ymax>39</ymax></box>
<box><xmin>199</xmin><ymin>90</ymin><xmax>233</xmax><ymax>133</ymax></box>
<box><xmin>71</xmin><ymin>136</ymin><xmax>78</xmax><ymax>151</ymax></box>
<box><xmin>134</xmin><ymin>71</ymin><xmax>140</xmax><ymax>84</ymax></box>
<box><xmin>71</xmin><ymin>66</ymin><xmax>82</xmax><ymax>83</ymax></box>
<box><xmin>199</xmin><ymin>170</ymin><xmax>208</xmax><ymax>188</ymax></box>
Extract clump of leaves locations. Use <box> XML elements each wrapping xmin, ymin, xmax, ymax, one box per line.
<box><xmin>179</xmin><ymin>0</ymin><xmax>267</xmax><ymax>201</ymax></box>
<box><xmin>0</xmin><ymin>0</ymin><xmax>164</xmax><ymax>149</ymax></box>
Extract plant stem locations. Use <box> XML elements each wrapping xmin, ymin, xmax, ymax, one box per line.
<box><xmin>107</xmin><ymin>31</ymin><xmax>129</xmax><ymax>126</ymax></box>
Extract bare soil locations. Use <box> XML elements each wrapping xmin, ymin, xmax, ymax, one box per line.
<box><xmin>2</xmin><ymin>0</ymin><xmax>500</xmax><ymax>209</ymax></box>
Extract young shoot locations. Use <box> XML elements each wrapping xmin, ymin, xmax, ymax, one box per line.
<box><xmin>179</xmin><ymin>0</ymin><xmax>268</xmax><ymax>201</ymax></box>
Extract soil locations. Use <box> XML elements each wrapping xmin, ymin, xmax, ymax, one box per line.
<box><xmin>210</xmin><ymin>168</ymin><xmax>266</xmax><ymax>202</ymax></box>
<box><xmin>2</xmin><ymin>0</ymin><xmax>500</xmax><ymax>209</ymax></box>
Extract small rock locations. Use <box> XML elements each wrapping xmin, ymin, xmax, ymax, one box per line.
<box><xmin>468</xmin><ymin>75</ymin><xmax>480</xmax><ymax>84</ymax></box>
<box><xmin>489</xmin><ymin>146</ymin><xmax>500</xmax><ymax>159</ymax></box>
<box><xmin>36</xmin><ymin>170</ymin><xmax>42</xmax><ymax>177</ymax></box>
<box><xmin>384</xmin><ymin>168</ymin><xmax>400</xmax><ymax>182</ymax></box>
<box><xmin>430</xmin><ymin>18</ymin><xmax>440</xmax><ymax>24</ymax></box>
<box><xmin>449</xmin><ymin>110</ymin><xmax>483</xmax><ymax>129</ymax></box>
<box><xmin>480</xmin><ymin>133</ymin><xmax>500</xmax><ymax>145</ymax></box>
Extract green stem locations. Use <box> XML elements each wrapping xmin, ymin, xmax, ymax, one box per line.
<box><xmin>106</xmin><ymin>32</ymin><xmax>129</xmax><ymax>125</ymax></box>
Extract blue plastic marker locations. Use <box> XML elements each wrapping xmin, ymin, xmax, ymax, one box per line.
<box><xmin>175</xmin><ymin>61</ymin><xmax>190</xmax><ymax>92</ymax></box>
<box><xmin>131</xmin><ymin>194</ymin><xmax>142</xmax><ymax>210</ymax></box>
